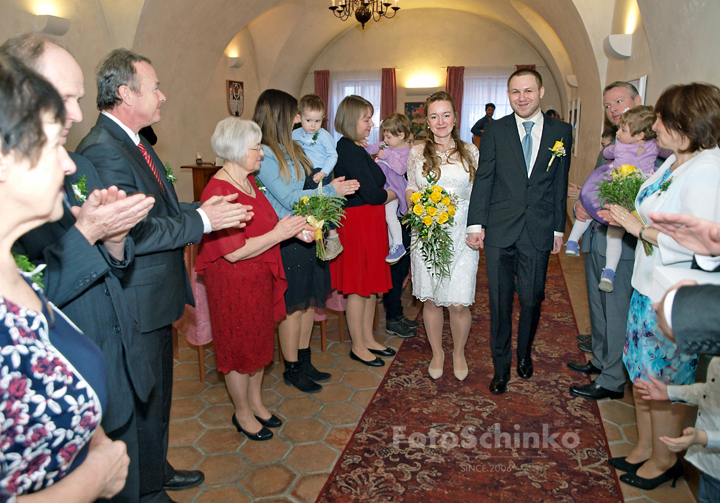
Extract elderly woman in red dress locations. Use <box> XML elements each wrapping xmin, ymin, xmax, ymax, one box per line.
<box><xmin>196</xmin><ymin>118</ymin><xmax>311</xmax><ymax>441</ymax></box>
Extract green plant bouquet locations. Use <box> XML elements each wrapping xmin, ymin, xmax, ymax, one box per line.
<box><xmin>291</xmin><ymin>180</ymin><xmax>346</xmax><ymax>260</ymax></box>
<box><xmin>400</xmin><ymin>176</ymin><xmax>459</xmax><ymax>279</ymax></box>
<box><xmin>13</xmin><ymin>252</ymin><xmax>45</xmax><ymax>288</ymax></box>
<box><xmin>596</xmin><ymin>163</ymin><xmax>653</xmax><ymax>255</ymax></box>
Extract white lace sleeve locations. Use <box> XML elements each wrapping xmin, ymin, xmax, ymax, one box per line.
<box><xmin>406</xmin><ymin>145</ymin><xmax>425</xmax><ymax>194</ymax></box>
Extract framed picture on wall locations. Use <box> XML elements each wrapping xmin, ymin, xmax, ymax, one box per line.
<box><xmin>628</xmin><ymin>76</ymin><xmax>648</xmax><ymax>104</ymax></box>
<box><xmin>404</xmin><ymin>102</ymin><xmax>428</xmax><ymax>141</ymax></box>
<box><xmin>227</xmin><ymin>80</ymin><xmax>244</xmax><ymax>116</ymax></box>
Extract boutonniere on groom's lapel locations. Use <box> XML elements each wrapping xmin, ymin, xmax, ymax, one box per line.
<box><xmin>71</xmin><ymin>175</ymin><xmax>88</xmax><ymax>202</ymax></box>
<box><xmin>163</xmin><ymin>161</ymin><xmax>177</xmax><ymax>184</ymax></box>
<box><xmin>546</xmin><ymin>138</ymin><xmax>566</xmax><ymax>171</ymax></box>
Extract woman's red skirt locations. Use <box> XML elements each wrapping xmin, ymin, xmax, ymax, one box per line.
<box><xmin>331</xmin><ymin>204</ymin><xmax>392</xmax><ymax>296</ymax></box>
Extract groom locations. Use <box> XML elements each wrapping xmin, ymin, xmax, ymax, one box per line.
<box><xmin>467</xmin><ymin>68</ymin><xmax>571</xmax><ymax>394</ymax></box>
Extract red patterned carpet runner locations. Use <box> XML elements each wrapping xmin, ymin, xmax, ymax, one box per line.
<box><xmin>317</xmin><ymin>253</ymin><xmax>623</xmax><ymax>502</ymax></box>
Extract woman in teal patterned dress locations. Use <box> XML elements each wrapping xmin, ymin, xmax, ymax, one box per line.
<box><xmin>604</xmin><ymin>83</ymin><xmax>720</xmax><ymax>490</ymax></box>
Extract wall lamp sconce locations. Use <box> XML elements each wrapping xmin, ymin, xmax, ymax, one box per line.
<box><xmin>566</xmin><ymin>75</ymin><xmax>578</xmax><ymax>88</ymax></box>
<box><xmin>36</xmin><ymin>15</ymin><xmax>71</xmax><ymax>36</ymax></box>
<box><xmin>603</xmin><ymin>34</ymin><xmax>632</xmax><ymax>60</ymax></box>
<box><xmin>405</xmin><ymin>87</ymin><xmax>438</xmax><ymax>96</ymax></box>
<box><xmin>227</xmin><ymin>57</ymin><xmax>245</xmax><ymax>69</ymax></box>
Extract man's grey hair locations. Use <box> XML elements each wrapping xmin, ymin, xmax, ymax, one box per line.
<box><xmin>96</xmin><ymin>48</ymin><xmax>151</xmax><ymax>111</ymax></box>
<box><xmin>212</xmin><ymin>118</ymin><xmax>262</xmax><ymax>167</ymax></box>
<box><xmin>0</xmin><ymin>32</ymin><xmax>70</xmax><ymax>72</ymax></box>
<box><xmin>603</xmin><ymin>81</ymin><xmax>639</xmax><ymax>99</ymax></box>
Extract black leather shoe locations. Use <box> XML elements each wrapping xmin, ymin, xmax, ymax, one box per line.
<box><xmin>570</xmin><ymin>381</ymin><xmax>624</xmax><ymax>400</ymax></box>
<box><xmin>163</xmin><ymin>469</ymin><xmax>205</xmax><ymax>491</ymax></box>
<box><xmin>578</xmin><ymin>341</ymin><xmax>593</xmax><ymax>353</ymax></box>
<box><xmin>232</xmin><ymin>414</ymin><xmax>273</xmax><ymax>441</ymax></box>
<box><xmin>609</xmin><ymin>456</ymin><xmax>648</xmax><ymax>473</ymax></box>
<box><xmin>349</xmin><ymin>350</ymin><xmax>385</xmax><ymax>367</ymax></box>
<box><xmin>255</xmin><ymin>414</ymin><xmax>282</xmax><ymax>428</ymax></box>
<box><xmin>369</xmin><ymin>347</ymin><xmax>397</xmax><ymax>357</ymax></box>
<box><xmin>489</xmin><ymin>373</ymin><xmax>510</xmax><ymax>394</ymax></box>
<box><xmin>517</xmin><ymin>358</ymin><xmax>533</xmax><ymax>379</ymax></box>
<box><xmin>576</xmin><ymin>333</ymin><xmax>591</xmax><ymax>343</ymax></box>
<box><xmin>619</xmin><ymin>459</ymin><xmax>683</xmax><ymax>490</ymax></box>
<box><xmin>567</xmin><ymin>361</ymin><xmax>602</xmax><ymax>374</ymax></box>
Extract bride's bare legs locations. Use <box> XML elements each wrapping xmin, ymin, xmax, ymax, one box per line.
<box><xmin>423</xmin><ymin>301</ymin><xmax>445</xmax><ymax>371</ymax></box>
<box><xmin>448</xmin><ymin>305</ymin><xmax>471</xmax><ymax>371</ymax></box>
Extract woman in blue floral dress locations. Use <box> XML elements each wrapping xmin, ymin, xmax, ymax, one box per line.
<box><xmin>605</xmin><ymin>83</ymin><xmax>720</xmax><ymax>490</ymax></box>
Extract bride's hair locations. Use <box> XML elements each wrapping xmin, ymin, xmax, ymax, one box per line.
<box><xmin>421</xmin><ymin>91</ymin><xmax>476</xmax><ymax>182</ymax></box>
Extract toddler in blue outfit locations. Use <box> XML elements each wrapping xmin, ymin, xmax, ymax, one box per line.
<box><xmin>292</xmin><ymin>94</ymin><xmax>342</xmax><ymax>260</ymax></box>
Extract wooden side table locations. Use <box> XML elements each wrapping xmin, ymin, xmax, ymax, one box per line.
<box><xmin>181</xmin><ymin>164</ymin><xmax>220</xmax><ymax>201</ymax></box>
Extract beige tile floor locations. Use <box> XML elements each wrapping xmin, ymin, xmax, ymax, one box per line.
<box><xmin>168</xmin><ymin>243</ymin><xmax>698</xmax><ymax>503</ymax></box>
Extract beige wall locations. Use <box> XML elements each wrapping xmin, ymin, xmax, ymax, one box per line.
<box><xmin>4</xmin><ymin>0</ymin><xmax>717</xmax><ymax>205</ymax></box>
<box><xmin>299</xmin><ymin>8</ymin><xmax>562</xmax><ymax>130</ymax></box>
<box><xmin>1</xmin><ymin>0</ymin><xmax>117</xmax><ymax>148</ymax></box>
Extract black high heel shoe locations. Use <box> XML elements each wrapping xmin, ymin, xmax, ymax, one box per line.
<box><xmin>608</xmin><ymin>456</ymin><xmax>647</xmax><ymax>473</ymax></box>
<box><xmin>255</xmin><ymin>414</ymin><xmax>282</xmax><ymax>428</ymax></box>
<box><xmin>232</xmin><ymin>414</ymin><xmax>273</xmax><ymax>441</ymax></box>
<box><xmin>619</xmin><ymin>459</ymin><xmax>683</xmax><ymax>490</ymax></box>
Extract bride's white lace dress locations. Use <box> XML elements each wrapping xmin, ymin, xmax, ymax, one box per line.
<box><xmin>407</xmin><ymin>143</ymin><xmax>479</xmax><ymax>307</ymax></box>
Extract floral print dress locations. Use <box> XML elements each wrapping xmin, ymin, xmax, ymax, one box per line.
<box><xmin>623</xmin><ymin>169</ymin><xmax>698</xmax><ymax>385</ymax></box>
<box><xmin>0</xmin><ymin>277</ymin><xmax>106</xmax><ymax>499</ymax></box>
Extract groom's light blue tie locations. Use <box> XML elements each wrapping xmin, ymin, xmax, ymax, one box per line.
<box><xmin>522</xmin><ymin>121</ymin><xmax>534</xmax><ymax>173</ymax></box>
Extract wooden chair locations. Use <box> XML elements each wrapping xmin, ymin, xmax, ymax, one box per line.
<box><xmin>171</xmin><ymin>244</ymin><xmax>207</xmax><ymax>382</ymax></box>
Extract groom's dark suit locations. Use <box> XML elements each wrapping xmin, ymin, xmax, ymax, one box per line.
<box><xmin>77</xmin><ymin>113</ymin><xmax>205</xmax><ymax>502</ymax></box>
<box><xmin>468</xmin><ymin>112</ymin><xmax>571</xmax><ymax>375</ymax></box>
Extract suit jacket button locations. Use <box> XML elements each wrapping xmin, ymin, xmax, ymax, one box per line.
<box><xmin>114</xmin><ymin>325</ymin><xmax>121</xmax><ymax>333</ymax></box>
<box><xmin>104</xmin><ymin>288</ymin><xmax>110</xmax><ymax>296</ymax></box>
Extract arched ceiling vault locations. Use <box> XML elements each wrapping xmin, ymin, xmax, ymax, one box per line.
<box><xmin>132</xmin><ymin>0</ymin><xmax>598</xmax><ymax>114</ymax></box>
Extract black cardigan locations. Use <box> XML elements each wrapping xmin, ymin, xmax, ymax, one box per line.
<box><xmin>335</xmin><ymin>137</ymin><xmax>387</xmax><ymax>208</ymax></box>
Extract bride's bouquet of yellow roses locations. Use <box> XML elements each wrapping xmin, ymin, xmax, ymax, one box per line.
<box><xmin>401</xmin><ymin>177</ymin><xmax>458</xmax><ymax>279</ymax></box>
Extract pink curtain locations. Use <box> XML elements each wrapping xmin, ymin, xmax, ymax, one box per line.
<box><xmin>314</xmin><ymin>70</ymin><xmax>330</xmax><ymax>111</ymax></box>
<box><xmin>381</xmin><ymin>68</ymin><xmax>397</xmax><ymax>121</ymax></box>
<box><xmin>445</xmin><ymin>66</ymin><xmax>465</xmax><ymax>131</ymax></box>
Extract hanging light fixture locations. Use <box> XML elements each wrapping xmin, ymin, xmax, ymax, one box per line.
<box><xmin>329</xmin><ymin>0</ymin><xmax>400</xmax><ymax>29</ymax></box>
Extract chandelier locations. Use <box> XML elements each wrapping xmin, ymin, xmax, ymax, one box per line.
<box><xmin>329</xmin><ymin>1</ymin><xmax>400</xmax><ymax>29</ymax></box>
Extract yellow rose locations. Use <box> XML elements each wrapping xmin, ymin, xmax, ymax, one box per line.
<box><xmin>431</xmin><ymin>185</ymin><xmax>441</xmax><ymax>193</ymax></box>
<box><xmin>422</xmin><ymin>215</ymin><xmax>433</xmax><ymax>226</ymax></box>
<box><xmin>430</xmin><ymin>191</ymin><xmax>442</xmax><ymax>203</ymax></box>
<box><xmin>438</xmin><ymin>213</ymin><xmax>449</xmax><ymax>224</ymax></box>
<box><xmin>552</xmin><ymin>140</ymin><xmax>564</xmax><ymax>151</ymax></box>
<box><xmin>441</xmin><ymin>197</ymin><xmax>450</xmax><ymax>206</ymax></box>
<box><xmin>300</xmin><ymin>196</ymin><xmax>310</xmax><ymax>204</ymax></box>
<box><xmin>426</xmin><ymin>206</ymin><xmax>438</xmax><ymax>216</ymax></box>
<box><xmin>448</xmin><ymin>205</ymin><xmax>456</xmax><ymax>216</ymax></box>
<box><xmin>618</xmin><ymin>164</ymin><xmax>637</xmax><ymax>177</ymax></box>
<box><xmin>410</xmin><ymin>192</ymin><xmax>422</xmax><ymax>203</ymax></box>
<box><xmin>413</xmin><ymin>204</ymin><xmax>424</xmax><ymax>215</ymax></box>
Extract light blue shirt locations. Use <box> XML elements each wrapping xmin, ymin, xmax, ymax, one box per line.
<box><xmin>256</xmin><ymin>145</ymin><xmax>338</xmax><ymax>219</ymax></box>
<box><xmin>292</xmin><ymin>127</ymin><xmax>338</xmax><ymax>176</ymax></box>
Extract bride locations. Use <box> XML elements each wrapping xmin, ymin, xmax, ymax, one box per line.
<box><xmin>406</xmin><ymin>91</ymin><xmax>479</xmax><ymax>381</ymax></box>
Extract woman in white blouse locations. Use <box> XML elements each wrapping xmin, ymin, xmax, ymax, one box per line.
<box><xmin>604</xmin><ymin>83</ymin><xmax>720</xmax><ymax>490</ymax></box>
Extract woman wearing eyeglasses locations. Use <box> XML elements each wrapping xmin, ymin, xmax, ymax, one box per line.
<box><xmin>196</xmin><ymin>118</ymin><xmax>313</xmax><ymax>441</ymax></box>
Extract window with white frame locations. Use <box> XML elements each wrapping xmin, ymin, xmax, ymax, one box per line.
<box><xmin>328</xmin><ymin>69</ymin><xmax>382</xmax><ymax>144</ymax></box>
<box><xmin>460</xmin><ymin>66</ymin><xmax>515</xmax><ymax>145</ymax></box>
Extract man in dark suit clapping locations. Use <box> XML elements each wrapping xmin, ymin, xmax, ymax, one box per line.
<box><xmin>3</xmin><ymin>32</ymin><xmax>155</xmax><ymax>502</ymax></box>
<box><xmin>467</xmin><ymin>68</ymin><xmax>572</xmax><ymax>395</ymax></box>
<box><xmin>77</xmin><ymin>49</ymin><xmax>251</xmax><ymax>502</ymax></box>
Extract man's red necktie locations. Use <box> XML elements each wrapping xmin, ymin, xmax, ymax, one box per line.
<box><xmin>137</xmin><ymin>141</ymin><xmax>166</xmax><ymax>193</ymax></box>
